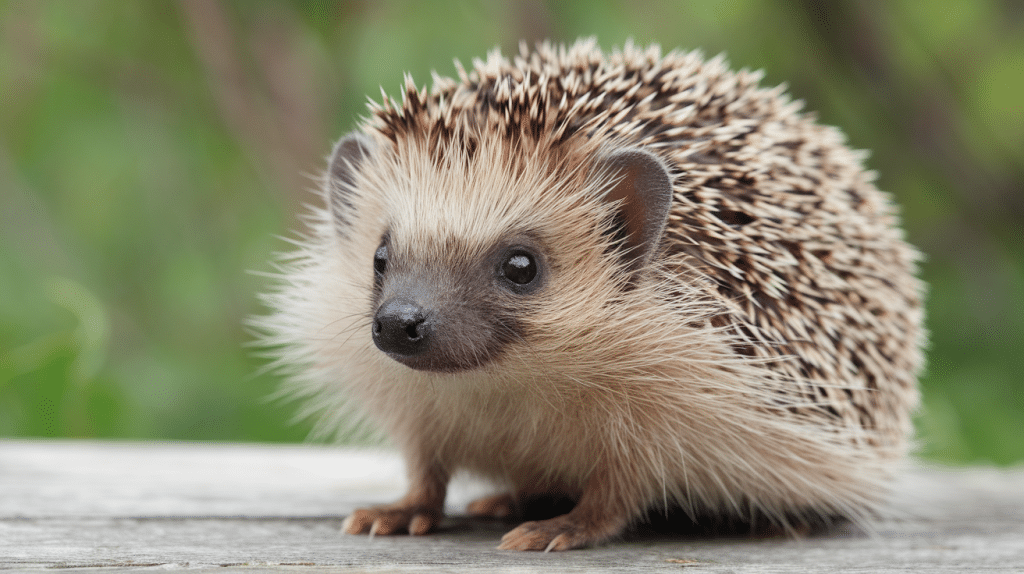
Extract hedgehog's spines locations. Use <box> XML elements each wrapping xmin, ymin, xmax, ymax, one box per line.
<box><xmin>259</xmin><ymin>39</ymin><xmax>924</xmax><ymax>547</ymax></box>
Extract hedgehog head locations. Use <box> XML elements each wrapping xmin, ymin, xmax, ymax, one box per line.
<box><xmin>328</xmin><ymin>122</ymin><xmax>674</xmax><ymax>374</ymax></box>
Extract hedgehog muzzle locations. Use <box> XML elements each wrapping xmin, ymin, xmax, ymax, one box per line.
<box><xmin>370</xmin><ymin>268</ymin><xmax>511</xmax><ymax>373</ymax></box>
<box><xmin>372</xmin><ymin>297</ymin><xmax>431</xmax><ymax>357</ymax></box>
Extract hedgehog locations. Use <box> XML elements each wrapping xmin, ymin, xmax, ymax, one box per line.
<box><xmin>255</xmin><ymin>38</ymin><xmax>925</xmax><ymax>551</ymax></box>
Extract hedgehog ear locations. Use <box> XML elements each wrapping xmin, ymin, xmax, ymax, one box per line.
<box><xmin>327</xmin><ymin>132</ymin><xmax>376</xmax><ymax>233</ymax></box>
<box><xmin>597</xmin><ymin>148</ymin><xmax>673</xmax><ymax>272</ymax></box>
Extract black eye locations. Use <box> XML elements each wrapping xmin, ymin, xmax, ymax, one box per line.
<box><xmin>374</xmin><ymin>243</ymin><xmax>388</xmax><ymax>277</ymax></box>
<box><xmin>500</xmin><ymin>250</ymin><xmax>537</xmax><ymax>287</ymax></box>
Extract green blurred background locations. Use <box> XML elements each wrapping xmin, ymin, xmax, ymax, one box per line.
<box><xmin>1</xmin><ymin>0</ymin><xmax>1021</xmax><ymax>465</ymax></box>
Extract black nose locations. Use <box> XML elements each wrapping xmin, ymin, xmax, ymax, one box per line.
<box><xmin>372</xmin><ymin>298</ymin><xmax>430</xmax><ymax>356</ymax></box>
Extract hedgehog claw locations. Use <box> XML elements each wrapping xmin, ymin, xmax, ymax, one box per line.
<box><xmin>342</xmin><ymin>504</ymin><xmax>441</xmax><ymax>537</ymax></box>
<box><xmin>498</xmin><ymin>515</ymin><xmax>606</xmax><ymax>551</ymax></box>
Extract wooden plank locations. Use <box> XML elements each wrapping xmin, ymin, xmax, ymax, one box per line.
<box><xmin>1</xmin><ymin>439</ymin><xmax>1022</xmax><ymax>572</ymax></box>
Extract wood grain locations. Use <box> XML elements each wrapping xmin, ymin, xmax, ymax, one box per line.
<box><xmin>1</xmin><ymin>439</ymin><xmax>1022</xmax><ymax>572</ymax></box>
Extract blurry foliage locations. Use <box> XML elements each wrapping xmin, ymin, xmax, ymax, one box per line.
<box><xmin>1</xmin><ymin>0</ymin><xmax>1021</xmax><ymax>464</ymax></box>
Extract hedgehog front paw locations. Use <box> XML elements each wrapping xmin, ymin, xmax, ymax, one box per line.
<box><xmin>467</xmin><ymin>492</ymin><xmax>516</xmax><ymax>518</ymax></box>
<box><xmin>497</xmin><ymin>514</ymin><xmax>617</xmax><ymax>551</ymax></box>
<box><xmin>342</xmin><ymin>504</ymin><xmax>442</xmax><ymax>536</ymax></box>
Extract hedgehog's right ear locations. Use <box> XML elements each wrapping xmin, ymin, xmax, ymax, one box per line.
<box><xmin>596</xmin><ymin>148</ymin><xmax>674</xmax><ymax>273</ymax></box>
<box><xmin>327</xmin><ymin>132</ymin><xmax>376</xmax><ymax>233</ymax></box>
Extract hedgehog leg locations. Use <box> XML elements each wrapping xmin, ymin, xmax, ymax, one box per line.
<box><xmin>342</xmin><ymin>461</ymin><xmax>448</xmax><ymax>536</ymax></box>
<box><xmin>467</xmin><ymin>492</ymin><xmax>517</xmax><ymax>518</ymax></box>
<box><xmin>467</xmin><ymin>484</ymin><xmax>576</xmax><ymax>519</ymax></box>
<box><xmin>497</xmin><ymin>466</ymin><xmax>633</xmax><ymax>551</ymax></box>
<box><xmin>466</xmin><ymin>480</ymin><xmax>555</xmax><ymax>518</ymax></box>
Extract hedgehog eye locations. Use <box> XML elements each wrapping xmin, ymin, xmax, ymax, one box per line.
<box><xmin>499</xmin><ymin>249</ymin><xmax>538</xmax><ymax>291</ymax></box>
<box><xmin>373</xmin><ymin>243</ymin><xmax>388</xmax><ymax>277</ymax></box>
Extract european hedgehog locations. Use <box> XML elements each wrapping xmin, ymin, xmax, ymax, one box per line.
<box><xmin>256</xmin><ymin>39</ymin><xmax>925</xmax><ymax>551</ymax></box>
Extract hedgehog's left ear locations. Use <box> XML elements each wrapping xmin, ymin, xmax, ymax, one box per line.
<box><xmin>327</xmin><ymin>132</ymin><xmax>376</xmax><ymax>235</ymax></box>
<box><xmin>596</xmin><ymin>148</ymin><xmax>673</xmax><ymax>272</ymax></box>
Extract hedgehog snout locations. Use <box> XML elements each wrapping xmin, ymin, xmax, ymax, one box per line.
<box><xmin>372</xmin><ymin>298</ymin><xmax>431</xmax><ymax>357</ymax></box>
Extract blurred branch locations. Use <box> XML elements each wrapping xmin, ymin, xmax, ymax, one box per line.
<box><xmin>0</xmin><ymin>146</ymin><xmax>73</xmax><ymax>276</ymax></box>
<box><xmin>249</xmin><ymin>9</ymin><xmax>327</xmax><ymax>185</ymax></box>
<box><xmin>512</xmin><ymin>0</ymin><xmax>555</xmax><ymax>46</ymax></box>
<box><xmin>797</xmin><ymin>0</ymin><xmax>1024</xmax><ymax>236</ymax></box>
<box><xmin>178</xmin><ymin>0</ymin><xmax>326</xmax><ymax>206</ymax></box>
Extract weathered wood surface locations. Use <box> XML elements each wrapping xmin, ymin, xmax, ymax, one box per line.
<box><xmin>1</xmin><ymin>439</ymin><xmax>1022</xmax><ymax>572</ymax></box>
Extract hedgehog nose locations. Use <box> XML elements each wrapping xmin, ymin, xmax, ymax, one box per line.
<box><xmin>372</xmin><ymin>298</ymin><xmax>430</xmax><ymax>356</ymax></box>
